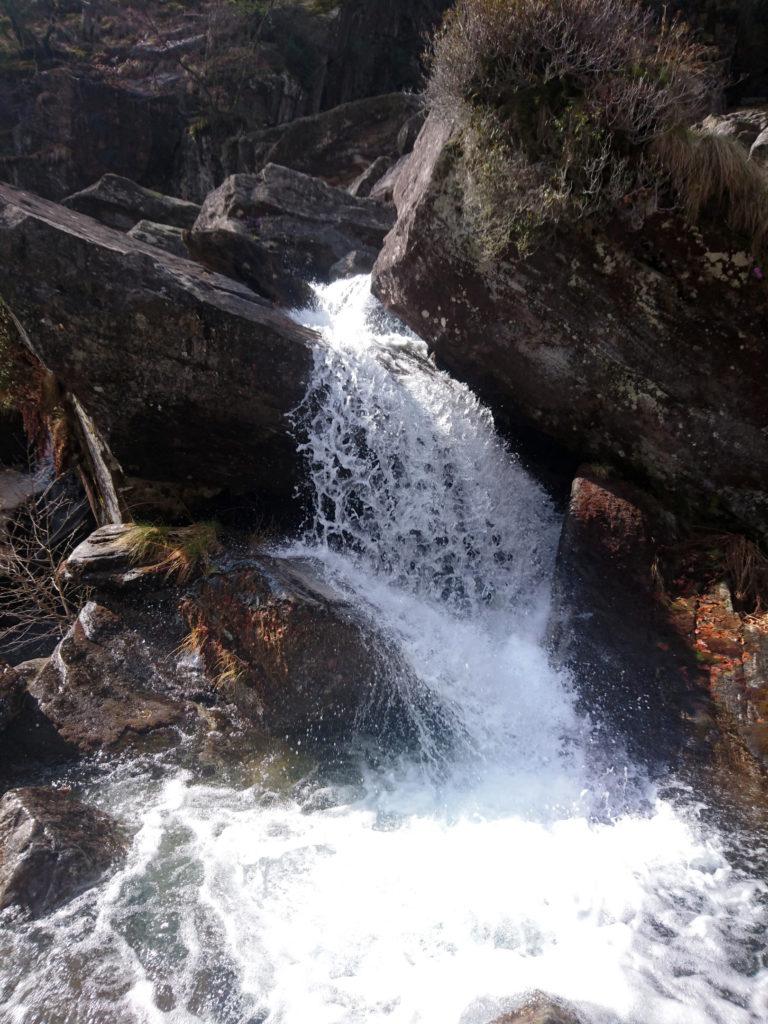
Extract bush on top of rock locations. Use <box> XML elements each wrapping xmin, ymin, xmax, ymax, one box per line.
<box><xmin>427</xmin><ymin>0</ymin><xmax>767</xmax><ymax>261</ymax></box>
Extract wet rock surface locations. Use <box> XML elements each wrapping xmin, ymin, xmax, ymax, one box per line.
<box><xmin>662</xmin><ymin>538</ymin><xmax>768</xmax><ymax>777</ymax></box>
<box><xmin>0</xmin><ymin>181</ymin><xmax>320</xmax><ymax>519</ymax></box>
<box><xmin>548</xmin><ymin>469</ymin><xmax>709</xmax><ymax>767</ymax></box>
<box><xmin>491</xmin><ymin>994</ymin><xmax>583</xmax><ymax>1024</ymax></box>
<box><xmin>0</xmin><ymin>786</ymin><xmax>125</xmax><ymax>917</ymax></box>
<box><xmin>181</xmin><ymin>555</ymin><xmax>427</xmax><ymax>744</ymax></box>
<box><xmin>373</xmin><ymin>114</ymin><xmax>768</xmax><ymax>542</ymax></box>
<box><xmin>62</xmin><ymin>174</ymin><xmax>200</xmax><ymax>231</ymax></box>
<box><xmin>3</xmin><ymin>524</ymin><xmax>448</xmax><ymax>765</ymax></box>
<box><xmin>19</xmin><ymin>601</ymin><xmax>203</xmax><ymax>759</ymax></box>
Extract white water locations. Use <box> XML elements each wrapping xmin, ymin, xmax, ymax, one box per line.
<box><xmin>2</xmin><ymin>278</ymin><xmax>767</xmax><ymax>1024</ymax></box>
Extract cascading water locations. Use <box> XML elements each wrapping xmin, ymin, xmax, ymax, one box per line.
<box><xmin>1</xmin><ymin>277</ymin><xmax>766</xmax><ymax>1024</ymax></box>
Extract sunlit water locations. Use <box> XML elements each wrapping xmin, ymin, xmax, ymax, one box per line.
<box><xmin>2</xmin><ymin>278</ymin><xmax>767</xmax><ymax>1024</ymax></box>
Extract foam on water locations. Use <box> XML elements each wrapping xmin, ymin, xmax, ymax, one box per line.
<box><xmin>1</xmin><ymin>278</ymin><xmax>767</xmax><ymax>1024</ymax></box>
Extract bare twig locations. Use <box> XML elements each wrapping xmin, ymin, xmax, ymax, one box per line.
<box><xmin>0</xmin><ymin>478</ymin><xmax>91</xmax><ymax>657</ymax></box>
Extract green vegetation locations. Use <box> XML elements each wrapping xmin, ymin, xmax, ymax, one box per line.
<box><xmin>428</xmin><ymin>0</ymin><xmax>767</xmax><ymax>260</ymax></box>
<box><xmin>119</xmin><ymin>521</ymin><xmax>221</xmax><ymax>582</ymax></box>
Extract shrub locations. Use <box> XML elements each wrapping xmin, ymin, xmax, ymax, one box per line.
<box><xmin>0</xmin><ymin>480</ymin><xmax>91</xmax><ymax>658</ymax></box>
<box><xmin>426</xmin><ymin>0</ymin><xmax>763</xmax><ymax>259</ymax></box>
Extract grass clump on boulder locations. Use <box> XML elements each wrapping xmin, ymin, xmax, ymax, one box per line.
<box><xmin>119</xmin><ymin>521</ymin><xmax>221</xmax><ymax>583</ymax></box>
<box><xmin>427</xmin><ymin>0</ymin><xmax>766</xmax><ymax>260</ymax></box>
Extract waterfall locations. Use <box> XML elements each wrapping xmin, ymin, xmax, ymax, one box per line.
<box><xmin>1</xmin><ymin>278</ymin><xmax>766</xmax><ymax>1024</ymax></box>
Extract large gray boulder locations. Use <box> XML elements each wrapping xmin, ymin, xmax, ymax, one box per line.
<box><xmin>0</xmin><ymin>787</ymin><xmax>125</xmax><ymax>917</ymax></box>
<box><xmin>373</xmin><ymin>114</ymin><xmax>768</xmax><ymax>541</ymax></box>
<box><xmin>0</xmin><ymin>181</ymin><xmax>320</xmax><ymax>519</ymax></box>
<box><xmin>63</xmin><ymin>174</ymin><xmax>201</xmax><ymax>231</ymax></box>
<box><xmin>189</xmin><ymin>165</ymin><xmax>394</xmax><ymax>299</ymax></box>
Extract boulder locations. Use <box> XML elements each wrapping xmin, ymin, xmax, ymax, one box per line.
<box><xmin>0</xmin><ymin>181</ymin><xmax>320</xmax><ymax>520</ymax></box>
<box><xmin>59</xmin><ymin>523</ymin><xmax>144</xmax><ymax>591</ymax></box>
<box><xmin>224</xmin><ymin>93</ymin><xmax>423</xmax><ymax>186</ymax></box>
<box><xmin>19</xmin><ymin>601</ymin><xmax>205</xmax><ymax>759</ymax></box>
<box><xmin>348</xmin><ymin>156</ymin><xmax>393</xmax><ymax>198</ymax></box>
<box><xmin>181</xmin><ymin>555</ymin><xmax>449</xmax><ymax>745</ymax></box>
<box><xmin>7</xmin><ymin>532</ymin><xmax>456</xmax><ymax>758</ymax></box>
<box><xmin>189</xmin><ymin>166</ymin><xmax>394</xmax><ymax>296</ymax></box>
<box><xmin>547</xmin><ymin>469</ymin><xmax>713</xmax><ymax>767</ymax></box>
<box><xmin>491</xmin><ymin>994</ymin><xmax>583</xmax><ymax>1024</ymax></box>
<box><xmin>369</xmin><ymin>154</ymin><xmax>411</xmax><ymax>204</ymax></box>
<box><xmin>0</xmin><ymin>662</ymin><xmax>24</xmax><ymax>736</ymax></box>
<box><xmin>127</xmin><ymin>220</ymin><xmax>190</xmax><ymax>258</ymax></box>
<box><xmin>62</xmin><ymin>174</ymin><xmax>201</xmax><ymax>231</ymax></box>
<box><xmin>329</xmin><ymin>249</ymin><xmax>380</xmax><ymax>280</ymax></box>
<box><xmin>701</xmin><ymin>108</ymin><xmax>768</xmax><ymax>162</ymax></box>
<box><xmin>373</xmin><ymin>114</ymin><xmax>768</xmax><ymax>541</ymax></box>
<box><xmin>0</xmin><ymin>787</ymin><xmax>125</xmax><ymax>917</ymax></box>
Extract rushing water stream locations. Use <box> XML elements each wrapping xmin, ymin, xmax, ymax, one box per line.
<box><xmin>2</xmin><ymin>278</ymin><xmax>767</xmax><ymax>1023</ymax></box>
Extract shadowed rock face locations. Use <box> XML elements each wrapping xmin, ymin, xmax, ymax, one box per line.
<box><xmin>0</xmin><ymin>664</ymin><xmax>24</xmax><ymax>738</ymax></box>
<box><xmin>224</xmin><ymin>93</ymin><xmax>423</xmax><ymax>187</ymax></box>
<box><xmin>0</xmin><ymin>68</ymin><xmax>181</xmax><ymax>201</ymax></box>
<box><xmin>63</xmin><ymin>174</ymin><xmax>201</xmax><ymax>231</ymax></box>
<box><xmin>189</xmin><ymin>166</ymin><xmax>394</xmax><ymax>302</ymax></box>
<box><xmin>0</xmin><ymin>787</ymin><xmax>125</xmax><ymax>917</ymax></box>
<box><xmin>547</xmin><ymin>470</ymin><xmax>708</xmax><ymax>768</ymax></box>
<box><xmin>373</xmin><ymin>114</ymin><xmax>768</xmax><ymax>542</ymax></box>
<box><xmin>320</xmin><ymin>2</ymin><xmax>450</xmax><ymax>109</ymax></box>
<box><xmin>0</xmin><ymin>181</ymin><xmax>321</xmax><ymax>519</ymax></box>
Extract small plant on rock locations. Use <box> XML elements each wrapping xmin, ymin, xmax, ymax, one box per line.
<box><xmin>119</xmin><ymin>521</ymin><xmax>221</xmax><ymax>583</ymax></box>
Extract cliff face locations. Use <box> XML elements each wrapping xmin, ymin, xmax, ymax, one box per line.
<box><xmin>373</xmin><ymin>118</ymin><xmax>768</xmax><ymax>544</ymax></box>
<box><xmin>319</xmin><ymin>0</ymin><xmax>450</xmax><ymax>108</ymax></box>
<box><xmin>0</xmin><ymin>1</ymin><xmax>440</xmax><ymax>201</ymax></box>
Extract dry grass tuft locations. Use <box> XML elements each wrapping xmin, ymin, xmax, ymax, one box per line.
<box><xmin>120</xmin><ymin>521</ymin><xmax>220</xmax><ymax>583</ymax></box>
<box><xmin>177</xmin><ymin>614</ymin><xmax>247</xmax><ymax>689</ymax></box>
<box><xmin>652</xmin><ymin>128</ymin><xmax>768</xmax><ymax>257</ymax></box>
